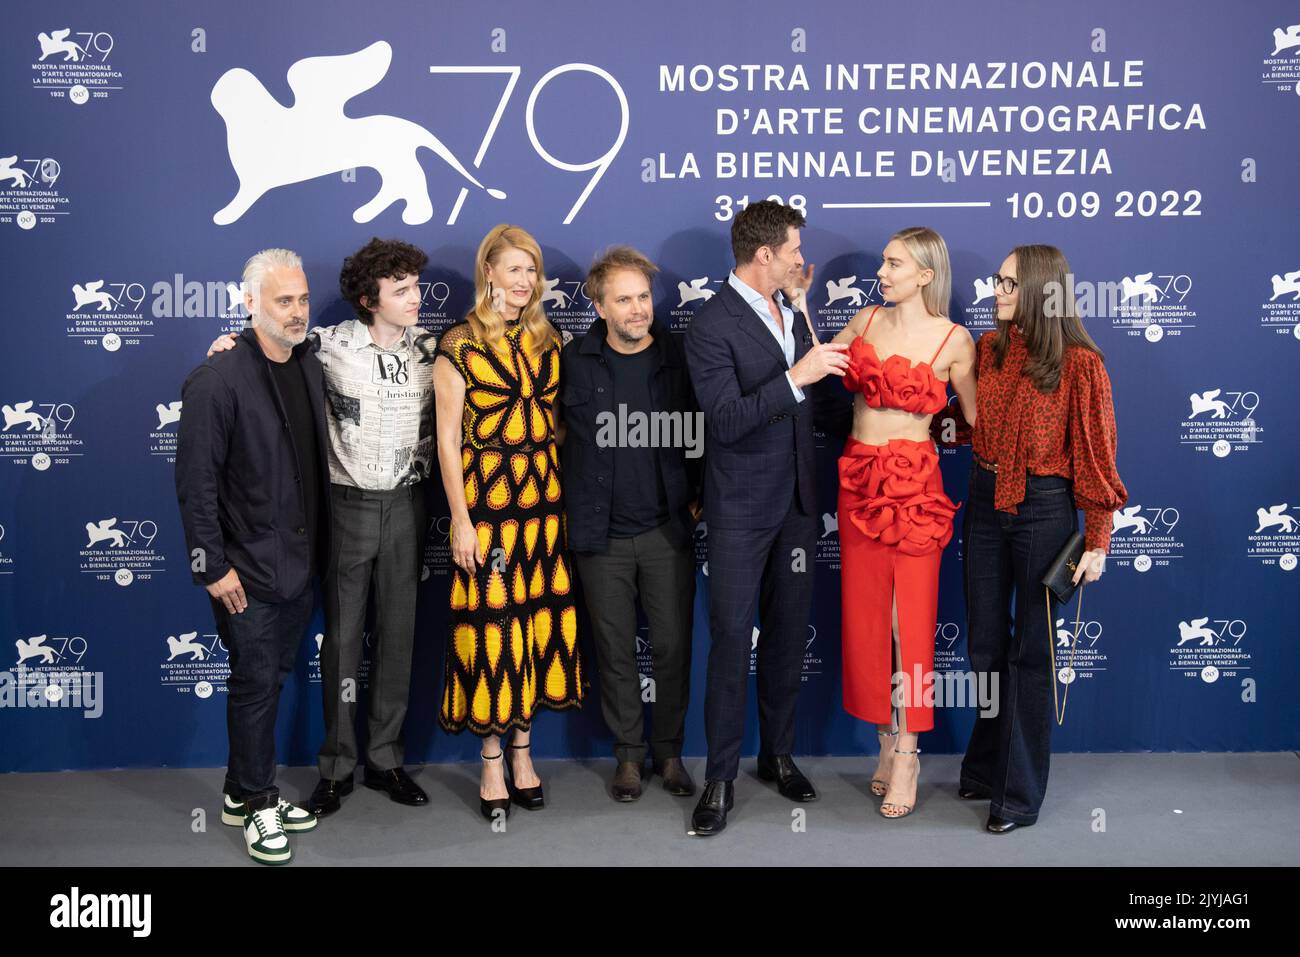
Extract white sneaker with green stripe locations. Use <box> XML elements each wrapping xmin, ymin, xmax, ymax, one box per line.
<box><xmin>223</xmin><ymin>794</ymin><xmax>318</xmax><ymax>832</ymax></box>
<box><xmin>243</xmin><ymin>806</ymin><xmax>291</xmax><ymax>865</ymax></box>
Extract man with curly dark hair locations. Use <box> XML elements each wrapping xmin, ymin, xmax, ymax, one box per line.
<box><xmin>206</xmin><ymin>237</ymin><xmax>436</xmax><ymax>817</ymax></box>
<box><xmin>338</xmin><ymin>239</ymin><xmax>429</xmax><ymax>329</ymax></box>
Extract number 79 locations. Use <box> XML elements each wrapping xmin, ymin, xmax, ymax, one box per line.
<box><xmin>428</xmin><ymin>64</ymin><xmax>629</xmax><ymax>225</ymax></box>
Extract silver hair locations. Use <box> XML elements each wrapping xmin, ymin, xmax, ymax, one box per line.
<box><xmin>242</xmin><ymin>248</ymin><xmax>303</xmax><ymax>314</ymax></box>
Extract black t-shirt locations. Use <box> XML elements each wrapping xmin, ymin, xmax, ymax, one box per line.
<box><xmin>605</xmin><ymin>343</ymin><xmax>669</xmax><ymax>538</ymax></box>
<box><xmin>269</xmin><ymin>354</ymin><xmax>324</xmax><ymax>575</ymax></box>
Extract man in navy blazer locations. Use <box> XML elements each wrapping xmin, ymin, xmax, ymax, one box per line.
<box><xmin>684</xmin><ymin>201</ymin><xmax>852</xmax><ymax>836</ymax></box>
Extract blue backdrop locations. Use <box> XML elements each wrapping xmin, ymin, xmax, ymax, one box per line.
<box><xmin>3</xmin><ymin>0</ymin><xmax>1298</xmax><ymax>772</ymax></box>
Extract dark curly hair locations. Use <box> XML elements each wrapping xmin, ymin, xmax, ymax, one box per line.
<box><xmin>731</xmin><ymin>199</ymin><xmax>805</xmax><ymax>266</ymax></box>
<box><xmin>338</xmin><ymin>238</ymin><xmax>429</xmax><ymax>324</ymax></box>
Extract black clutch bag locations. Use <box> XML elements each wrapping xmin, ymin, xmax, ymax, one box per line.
<box><xmin>1041</xmin><ymin>531</ymin><xmax>1086</xmax><ymax>605</ymax></box>
<box><xmin>1042</xmin><ymin>530</ymin><xmax>1086</xmax><ymax>724</ymax></box>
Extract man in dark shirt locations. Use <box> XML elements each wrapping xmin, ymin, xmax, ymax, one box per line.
<box><xmin>557</xmin><ymin>247</ymin><xmax>702</xmax><ymax>802</ymax></box>
<box><xmin>175</xmin><ymin>248</ymin><xmax>329</xmax><ymax>865</ymax></box>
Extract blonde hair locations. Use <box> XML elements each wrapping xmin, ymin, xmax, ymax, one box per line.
<box><xmin>469</xmin><ymin>224</ymin><xmax>560</xmax><ymax>359</ymax></box>
<box><xmin>890</xmin><ymin>226</ymin><xmax>951</xmax><ymax>318</ymax></box>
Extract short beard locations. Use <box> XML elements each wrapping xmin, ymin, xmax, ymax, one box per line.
<box><xmin>610</xmin><ymin>322</ymin><xmax>647</xmax><ymax>347</ymax></box>
<box><xmin>252</xmin><ymin>313</ymin><xmax>307</xmax><ymax>350</ymax></box>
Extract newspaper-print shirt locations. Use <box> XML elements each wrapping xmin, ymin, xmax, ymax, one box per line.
<box><xmin>312</xmin><ymin>318</ymin><xmax>436</xmax><ymax>489</ymax></box>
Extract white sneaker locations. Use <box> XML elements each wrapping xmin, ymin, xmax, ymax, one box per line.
<box><xmin>276</xmin><ymin>799</ymin><xmax>317</xmax><ymax>833</ymax></box>
<box><xmin>243</xmin><ymin>807</ymin><xmax>291</xmax><ymax>865</ymax></box>
<box><xmin>221</xmin><ymin>793</ymin><xmax>246</xmax><ymax>827</ymax></box>
<box><xmin>223</xmin><ymin>795</ymin><xmax>317</xmax><ymax>833</ymax></box>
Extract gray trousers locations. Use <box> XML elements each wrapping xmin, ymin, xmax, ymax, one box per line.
<box><xmin>319</xmin><ymin>482</ymin><xmax>426</xmax><ymax>779</ymax></box>
<box><xmin>573</xmin><ymin>524</ymin><xmax>694</xmax><ymax>765</ymax></box>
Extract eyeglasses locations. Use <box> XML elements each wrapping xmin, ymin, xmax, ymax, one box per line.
<box><xmin>992</xmin><ymin>274</ymin><xmax>1019</xmax><ymax>295</ymax></box>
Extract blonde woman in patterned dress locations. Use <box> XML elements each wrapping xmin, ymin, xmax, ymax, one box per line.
<box><xmin>432</xmin><ymin>224</ymin><xmax>583</xmax><ymax>822</ymax></box>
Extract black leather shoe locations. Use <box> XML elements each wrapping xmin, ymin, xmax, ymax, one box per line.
<box><xmin>306</xmin><ymin>775</ymin><xmax>354</xmax><ymax>816</ymax></box>
<box><xmin>480</xmin><ymin>752</ymin><xmax>510</xmax><ymax>823</ymax></box>
<box><xmin>986</xmin><ymin>813</ymin><xmax>1030</xmax><ymax>833</ymax></box>
<box><xmin>611</xmin><ymin>761</ymin><xmax>643</xmax><ymax>802</ymax></box>
<box><xmin>690</xmin><ymin>780</ymin><xmax>733</xmax><ymax>837</ymax></box>
<box><xmin>756</xmin><ymin>754</ymin><xmax>818</xmax><ymax>802</ymax></box>
<box><xmin>959</xmin><ymin>787</ymin><xmax>990</xmax><ymax>800</ymax></box>
<box><xmin>506</xmin><ymin>739</ymin><xmax>545</xmax><ymax>810</ymax></box>
<box><xmin>363</xmin><ymin>767</ymin><xmax>429</xmax><ymax>806</ymax></box>
<box><xmin>655</xmin><ymin>757</ymin><xmax>696</xmax><ymax>797</ymax></box>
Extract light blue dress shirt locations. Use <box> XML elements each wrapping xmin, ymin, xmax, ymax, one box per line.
<box><xmin>727</xmin><ymin>272</ymin><xmax>805</xmax><ymax>402</ymax></box>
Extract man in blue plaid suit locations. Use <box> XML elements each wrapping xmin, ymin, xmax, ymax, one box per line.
<box><xmin>684</xmin><ymin>200</ymin><xmax>853</xmax><ymax>836</ymax></box>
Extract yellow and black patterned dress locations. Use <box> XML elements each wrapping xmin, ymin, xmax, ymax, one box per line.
<box><xmin>435</xmin><ymin>320</ymin><xmax>582</xmax><ymax>735</ymax></box>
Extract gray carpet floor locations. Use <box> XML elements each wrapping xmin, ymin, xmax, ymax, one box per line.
<box><xmin>2</xmin><ymin>753</ymin><xmax>1296</xmax><ymax>866</ymax></box>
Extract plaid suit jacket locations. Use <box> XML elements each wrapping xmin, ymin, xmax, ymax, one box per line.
<box><xmin>684</xmin><ymin>281</ymin><xmax>820</xmax><ymax>530</ymax></box>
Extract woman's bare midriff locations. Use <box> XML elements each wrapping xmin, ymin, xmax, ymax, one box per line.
<box><xmin>850</xmin><ymin>395</ymin><xmax>940</xmax><ymax>446</ymax></box>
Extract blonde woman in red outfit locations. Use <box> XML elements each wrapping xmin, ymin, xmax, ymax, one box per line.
<box><xmin>832</xmin><ymin>227</ymin><xmax>976</xmax><ymax>818</ymax></box>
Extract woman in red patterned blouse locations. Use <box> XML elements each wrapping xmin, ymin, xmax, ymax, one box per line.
<box><xmin>958</xmin><ymin>244</ymin><xmax>1126</xmax><ymax>834</ymax></box>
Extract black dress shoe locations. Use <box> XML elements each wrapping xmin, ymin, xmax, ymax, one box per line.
<box><xmin>690</xmin><ymin>780</ymin><xmax>733</xmax><ymax>837</ymax></box>
<box><xmin>756</xmin><ymin>754</ymin><xmax>818</xmax><ymax>802</ymax></box>
<box><xmin>986</xmin><ymin>813</ymin><xmax>1030</xmax><ymax>833</ymax></box>
<box><xmin>363</xmin><ymin>767</ymin><xmax>429</xmax><ymax>806</ymax></box>
<box><xmin>480</xmin><ymin>752</ymin><xmax>510</xmax><ymax>823</ymax></box>
<box><xmin>959</xmin><ymin>787</ymin><xmax>990</xmax><ymax>800</ymax></box>
<box><xmin>611</xmin><ymin>761</ymin><xmax>643</xmax><ymax>802</ymax></box>
<box><xmin>307</xmin><ymin>775</ymin><xmax>354</xmax><ymax>816</ymax></box>
<box><xmin>655</xmin><ymin>757</ymin><xmax>696</xmax><ymax>797</ymax></box>
<box><xmin>505</xmin><ymin>739</ymin><xmax>544</xmax><ymax>810</ymax></box>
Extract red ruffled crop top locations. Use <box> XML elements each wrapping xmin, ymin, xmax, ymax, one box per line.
<box><xmin>842</xmin><ymin>306</ymin><xmax>956</xmax><ymax>415</ymax></box>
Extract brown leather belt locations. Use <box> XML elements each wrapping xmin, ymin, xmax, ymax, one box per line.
<box><xmin>973</xmin><ymin>452</ymin><xmax>999</xmax><ymax>473</ymax></box>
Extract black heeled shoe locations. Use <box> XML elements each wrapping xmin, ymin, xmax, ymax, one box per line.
<box><xmin>479</xmin><ymin>751</ymin><xmax>510</xmax><ymax>822</ymax></box>
<box><xmin>986</xmin><ymin>813</ymin><xmax>1028</xmax><ymax>834</ymax></box>
<box><xmin>506</xmin><ymin>734</ymin><xmax>545</xmax><ymax>810</ymax></box>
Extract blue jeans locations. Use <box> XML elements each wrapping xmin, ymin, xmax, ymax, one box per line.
<box><xmin>212</xmin><ymin>586</ymin><xmax>315</xmax><ymax>812</ymax></box>
<box><xmin>959</xmin><ymin>467</ymin><xmax>1078</xmax><ymax>825</ymax></box>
